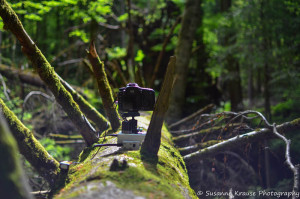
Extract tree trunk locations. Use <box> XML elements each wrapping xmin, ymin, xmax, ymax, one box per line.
<box><xmin>141</xmin><ymin>56</ymin><xmax>176</xmax><ymax>157</ymax></box>
<box><xmin>87</xmin><ymin>42</ymin><xmax>121</xmax><ymax>132</ymax></box>
<box><xmin>227</xmin><ymin>55</ymin><xmax>243</xmax><ymax>111</ymax></box>
<box><xmin>166</xmin><ymin>0</ymin><xmax>202</xmax><ymax>123</ymax></box>
<box><xmin>0</xmin><ymin>98</ymin><xmax>60</xmax><ymax>186</ymax></box>
<box><xmin>220</xmin><ymin>0</ymin><xmax>243</xmax><ymax>111</ymax></box>
<box><xmin>0</xmin><ymin>113</ymin><xmax>33</xmax><ymax>199</ymax></box>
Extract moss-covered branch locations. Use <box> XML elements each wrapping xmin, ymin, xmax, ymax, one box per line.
<box><xmin>141</xmin><ymin>56</ymin><xmax>176</xmax><ymax>157</ymax></box>
<box><xmin>0</xmin><ymin>0</ymin><xmax>98</xmax><ymax>146</ymax></box>
<box><xmin>59</xmin><ymin>76</ymin><xmax>109</xmax><ymax>132</ymax></box>
<box><xmin>183</xmin><ymin>118</ymin><xmax>300</xmax><ymax>165</ymax></box>
<box><xmin>87</xmin><ymin>42</ymin><xmax>121</xmax><ymax>132</ymax></box>
<box><xmin>0</xmin><ymin>113</ymin><xmax>33</xmax><ymax>199</ymax></box>
<box><xmin>0</xmin><ymin>98</ymin><xmax>60</xmax><ymax>185</ymax></box>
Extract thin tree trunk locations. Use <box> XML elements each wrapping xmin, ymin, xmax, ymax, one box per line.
<box><xmin>166</xmin><ymin>0</ymin><xmax>202</xmax><ymax>123</ymax></box>
<box><xmin>248</xmin><ymin>64</ymin><xmax>254</xmax><ymax>107</ymax></box>
<box><xmin>87</xmin><ymin>42</ymin><xmax>121</xmax><ymax>132</ymax></box>
<box><xmin>141</xmin><ymin>56</ymin><xmax>176</xmax><ymax>157</ymax></box>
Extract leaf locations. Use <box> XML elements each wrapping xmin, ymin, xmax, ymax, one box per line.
<box><xmin>25</xmin><ymin>13</ymin><xmax>42</xmax><ymax>21</ymax></box>
<box><xmin>135</xmin><ymin>50</ymin><xmax>145</xmax><ymax>62</ymax></box>
<box><xmin>69</xmin><ymin>30</ymin><xmax>89</xmax><ymax>43</ymax></box>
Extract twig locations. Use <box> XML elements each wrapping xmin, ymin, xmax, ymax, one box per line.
<box><xmin>173</xmin><ymin>123</ymin><xmax>251</xmax><ymax>145</ymax></box>
<box><xmin>0</xmin><ymin>73</ymin><xmax>10</xmax><ymax>101</ymax></box>
<box><xmin>150</xmin><ymin>16</ymin><xmax>181</xmax><ymax>88</ymax></box>
<box><xmin>225</xmin><ymin>110</ymin><xmax>272</xmax><ymax>129</ymax></box>
<box><xmin>57</xmin><ymin>58</ymin><xmax>83</xmax><ymax>67</ymax></box>
<box><xmin>168</xmin><ymin>104</ymin><xmax>215</xmax><ymax>129</ymax></box>
<box><xmin>170</xmin><ymin>116</ymin><xmax>220</xmax><ymax>136</ymax></box>
<box><xmin>272</xmin><ymin>124</ymin><xmax>299</xmax><ymax>194</ymax></box>
<box><xmin>21</xmin><ymin>91</ymin><xmax>55</xmax><ymax>121</ymax></box>
<box><xmin>184</xmin><ymin>128</ymin><xmax>272</xmax><ymax>164</ymax></box>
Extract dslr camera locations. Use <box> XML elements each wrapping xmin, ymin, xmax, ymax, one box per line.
<box><xmin>118</xmin><ymin>83</ymin><xmax>155</xmax><ymax>113</ymax></box>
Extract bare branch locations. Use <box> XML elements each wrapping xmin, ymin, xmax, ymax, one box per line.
<box><xmin>150</xmin><ymin>16</ymin><xmax>181</xmax><ymax>88</ymax></box>
<box><xmin>168</xmin><ymin>104</ymin><xmax>215</xmax><ymax>130</ymax></box>
<box><xmin>272</xmin><ymin>124</ymin><xmax>299</xmax><ymax>193</ymax></box>
<box><xmin>0</xmin><ymin>73</ymin><xmax>10</xmax><ymax>101</ymax></box>
<box><xmin>184</xmin><ymin>117</ymin><xmax>300</xmax><ymax>163</ymax></box>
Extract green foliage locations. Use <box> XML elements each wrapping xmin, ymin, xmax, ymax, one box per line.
<box><xmin>39</xmin><ymin>137</ymin><xmax>72</xmax><ymax>160</ymax></box>
<box><xmin>69</xmin><ymin>29</ymin><xmax>89</xmax><ymax>43</ymax></box>
<box><xmin>106</xmin><ymin>47</ymin><xmax>126</xmax><ymax>60</ymax></box>
<box><xmin>134</xmin><ymin>49</ymin><xmax>144</xmax><ymax>62</ymax></box>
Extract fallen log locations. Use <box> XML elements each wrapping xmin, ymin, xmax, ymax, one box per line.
<box><xmin>183</xmin><ymin>118</ymin><xmax>300</xmax><ymax>165</ymax></box>
<box><xmin>52</xmin><ymin>116</ymin><xmax>197</xmax><ymax>199</ymax></box>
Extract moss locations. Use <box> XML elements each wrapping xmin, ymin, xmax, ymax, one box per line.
<box><xmin>53</xmin><ymin>121</ymin><xmax>196</xmax><ymax>199</ymax></box>
<box><xmin>0</xmin><ymin>98</ymin><xmax>60</xmax><ymax>185</ymax></box>
<box><xmin>87</xmin><ymin>43</ymin><xmax>121</xmax><ymax>132</ymax></box>
<box><xmin>0</xmin><ymin>114</ymin><xmax>32</xmax><ymax>199</ymax></box>
<box><xmin>290</xmin><ymin>118</ymin><xmax>300</xmax><ymax>126</ymax></box>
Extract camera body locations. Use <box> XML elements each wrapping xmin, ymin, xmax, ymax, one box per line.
<box><xmin>118</xmin><ymin>83</ymin><xmax>155</xmax><ymax>112</ymax></box>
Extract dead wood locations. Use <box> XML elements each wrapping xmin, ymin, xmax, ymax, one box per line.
<box><xmin>183</xmin><ymin>118</ymin><xmax>300</xmax><ymax>165</ymax></box>
<box><xmin>141</xmin><ymin>56</ymin><xmax>176</xmax><ymax>157</ymax></box>
<box><xmin>0</xmin><ymin>64</ymin><xmax>46</xmax><ymax>88</ymax></box>
<box><xmin>150</xmin><ymin>16</ymin><xmax>181</xmax><ymax>88</ymax></box>
<box><xmin>168</xmin><ymin>103</ymin><xmax>215</xmax><ymax>129</ymax></box>
<box><xmin>173</xmin><ymin>123</ymin><xmax>250</xmax><ymax>146</ymax></box>
<box><xmin>87</xmin><ymin>42</ymin><xmax>121</xmax><ymax>132</ymax></box>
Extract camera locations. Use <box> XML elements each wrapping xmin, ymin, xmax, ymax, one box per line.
<box><xmin>118</xmin><ymin>83</ymin><xmax>155</xmax><ymax>112</ymax></box>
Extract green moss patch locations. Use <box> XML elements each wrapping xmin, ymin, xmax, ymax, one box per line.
<box><xmin>53</xmin><ymin>121</ymin><xmax>196</xmax><ymax>199</ymax></box>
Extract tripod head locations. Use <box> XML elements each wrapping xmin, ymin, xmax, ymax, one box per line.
<box><xmin>121</xmin><ymin>111</ymin><xmax>140</xmax><ymax>134</ymax></box>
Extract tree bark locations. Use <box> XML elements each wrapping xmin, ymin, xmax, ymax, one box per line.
<box><xmin>220</xmin><ymin>0</ymin><xmax>243</xmax><ymax>111</ymax></box>
<box><xmin>0</xmin><ymin>0</ymin><xmax>98</xmax><ymax>146</ymax></box>
<box><xmin>141</xmin><ymin>56</ymin><xmax>176</xmax><ymax>157</ymax></box>
<box><xmin>0</xmin><ymin>98</ymin><xmax>60</xmax><ymax>186</ymax></box>
<box><xmin>0</xmin><ymin>113</ymin><xmax>33</xmax><ymax>199</ymax></box>
<box><xmin>166</xmin><ymin>0</ymin><xmax>202</xmax><ymax>123</ymax></box>
<box><xmin>87</xmin><ymin>42</ymin><xmax>121</xmax><ymax>132</ymax></box>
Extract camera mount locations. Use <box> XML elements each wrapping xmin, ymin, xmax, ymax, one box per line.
<box><xmin>118</xmin><ymin>111</ymin><xmax>146</xmax><ymax>150</ymax></box>
<box><xmin>94</xmin><ymin>83</ymin><xmax>155</xmax><ymax>151</ymax></box>
<box><xmin>121</xmin><ymin>111</ymin><xmax>140</xmax><ymax>134</ymax></box>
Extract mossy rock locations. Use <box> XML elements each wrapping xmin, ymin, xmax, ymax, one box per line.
<box><xmin>53</xmin><ymin>117</ymin><xmax>197</xmax><ymax>199</ymax></box>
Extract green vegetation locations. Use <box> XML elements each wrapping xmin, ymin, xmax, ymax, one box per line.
<box><xmin>0</xmin><ymin>0</ymin><xmax>299</xmax><ymax>197</ymax></box>
<box><xmin>53</xmin><ymin>126</ymin><xmax>196</xmax><ymax>199</ymax></box>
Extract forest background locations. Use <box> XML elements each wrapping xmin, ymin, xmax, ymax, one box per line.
<box><xmin>0</xmin><ymin>0</ymin><xmax>299</xmax><ymax>197</ymax></box>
